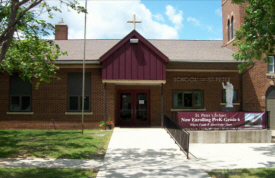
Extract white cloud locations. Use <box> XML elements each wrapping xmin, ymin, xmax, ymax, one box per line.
<box><xmin>187</xmin><ymin>16</ymin><xmax>214</xmax><ymax>33</ymax></box>
<box><xmin>153</xmin><ymin>14</ymin><xmax>165</xmax><ymax>22</ymax></box>
<box><xmin>206</xmin><ymin>25</ymin><xmax>213</xmax><ymax>32</ymax></box>
<box><xmin>165</xmin><ymin>5</ymin><xmax>184</xmax><ymax>30</ymax></box>
<box><xmin>187</xmin><ymin>17</ymin><xmax>200</xmax><ymax>26</ymax></box>
<box><xmin>40</xmin><ymin>1</ymin><xmax>181</xmax><ymax>39</ymax></box>
<box><xmin>215</xmin><ymin>8</ymin><xmax>222</xmax><ymax>17</ymax></box>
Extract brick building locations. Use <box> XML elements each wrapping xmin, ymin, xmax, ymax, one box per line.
<box><xmin>0</xmin><ymin>0</ymin><xmax>274</xmax><ymax>131</ymax></box>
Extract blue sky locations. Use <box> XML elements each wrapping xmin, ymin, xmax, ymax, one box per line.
<box><xmin>44</xmin><ymin>0</ymin><xmax>223</xmax><ymax>40</ymax></box>
<box><xmin>141</xmin><ymin>0</ymin><xmax>222</xmax><ymax>40</ymax></box>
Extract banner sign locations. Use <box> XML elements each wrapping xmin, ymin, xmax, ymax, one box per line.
<box><xmin>178</xmin><ymin>112</ymin><xmax>266</xmax><ymax>130</ymax></box>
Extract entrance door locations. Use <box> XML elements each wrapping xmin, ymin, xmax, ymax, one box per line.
<box><xmin>118</xmin><ymin>90</ymin><xmax>150</xmax><ymax>127</ymax></box>
<box><xmin>266</xmin><ymin>86</ymin><xmax>275</xmax><ymax>129</ymax></box>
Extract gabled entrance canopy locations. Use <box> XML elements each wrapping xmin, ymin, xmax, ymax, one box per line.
<box><xmin>99</xmin><ymin>30</ymin><xmax>169</xmax><ymax>85</ymax></box>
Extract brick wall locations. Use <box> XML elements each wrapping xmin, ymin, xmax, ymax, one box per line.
<box><xmin>222</xmin><ymin>0</ymin><xmax>248</xmax><ymax>52</ymax></box>
<box><xmin>164</xmin><ymin>71</ymin><xmax>242</xmax><ymax>119</ymax></box>
<box><xmin>55</xmin><ymin>24</ymin><xmax>68</xmax><ymax>40</ymax></box>
<box><xmin>0</xmin><ymin>68</ymin><xmax>111</xmax><ymax>130</ymax></box>
<box><xmin>1</xmin><ymin>67</ymin><xmax>270</xmax><ymax>129</ymax></box>
<box><xmin>222</xmin><ymin>0</ymin><xmax>273</xmax><ymax>112</ymax></box>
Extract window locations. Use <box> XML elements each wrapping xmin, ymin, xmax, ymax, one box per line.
<box><xmin>67</xmin><ymin>72</ymin><xmax>91</xmax><ymax>112</ymax></box>
<box><xmin>173</xmin><ymin>91</ymin><xmax>204</xmax><ymax>109</ymax></box>
<box><xmin>222</xmin><ymin>89</ymin><xmax>238</xmax><ymax>103</ymax></box>
<box><xmin>228</xmin><ymin>19</ymin><xmax>231</xmax><ymax>41</ymax></box>
<box><xmin>268</xmin><ymin>56</ymin><xmax>275</xmax><ymax>73</ymax></box>
<box><xmin>231</xmin><ymin>16</ymin><xmax>234</xmax><ymax>39</ymax></box>
<box><xmin>10</xmin><ymin>74</ymin><xmax>32</xmax><ymax>111</ymax></box>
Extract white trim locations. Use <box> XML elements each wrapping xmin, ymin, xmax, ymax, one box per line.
<box><xmin>227</xmin><ymin>37</ymin><xmax>236</xmax><ymax>45</ymax></box>
<box><xmin>102</xmin><ymin>80</ymin><xmax>166</xmax><ymax>85</ymax></box>
<box><xmin>170</xmin><ymin>108</ymin><xmax>206</xmax><ymax>112</ymax></box>
<box><xmin>220</xmin><ymin>103</ymin><xmax>240</xmax><ymax>106</ymax></box>
<box><xmin>266</xmin><ymin>73</ymin><xmax>275</xmax><ymax>77</ymax></box>
<box><xmin>166</xmin><ymin>69</ymin><xmax>239</xmax><ymax>72</ymax></box>
<box><xmin>7</xmin><ymin>112</ymin><xmax>34</xmax><ymax>115</ymax></box>
<box><xmin>65</xmin><ymin>112</ymin><xmax>93</xmax><ymax>115</ymax></box>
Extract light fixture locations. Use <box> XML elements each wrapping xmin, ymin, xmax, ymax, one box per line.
<box><xmin>130</xmin><ymin>38</ymin><xmax>139</xmax><ymax>43</ymax></box>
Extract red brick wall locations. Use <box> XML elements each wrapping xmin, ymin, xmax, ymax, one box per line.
<box><xmin>0</xmin><ymin>68</ymin><xmax>112</xmax><ymax>130</ymax></box>
<box><xmin>1</xmin><ymin>67</ymin><xmax>269</xmax><ymax>129</ymax></box>
<box><xmin>222</xmin><ymin>0</ymin><xmax>248</xmax><ymax>52</ymax></box>
<box><xmin>222</xmin><ymin>0</ymin><xmax>272</xmax><ymax>112</ymax></box>
<box><xmin>55</xmin><ymin>25</ymin><xmax>68</xmax><ymax>40</ymax></box>
<box><xmin>164</xmin><ymin>71</ymin><xmax>242</xmax><ymax>119</ymax></box>
<box><xmin>243</xmin><ymin>61</ymin><xmax>273</xmax><ymax>112</ymax></box>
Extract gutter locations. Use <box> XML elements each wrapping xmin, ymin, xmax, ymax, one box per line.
<box><xmin>54</xmin><ymin>60</ymin><xmax>100</xmax><ymax>64</ymax></box>
<box><xmin>169</xmin><ymin>60</ymin><xmax>243</xmax><ymax>63</ymax></box>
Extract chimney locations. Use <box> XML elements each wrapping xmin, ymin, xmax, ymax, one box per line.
<box><xmin>55</xmin><ymin>18</ymin><xmax>68</xmax><ymax>40</ymax></box>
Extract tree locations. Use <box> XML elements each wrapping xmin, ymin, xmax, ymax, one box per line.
<box><xmin>232</xmin><ymin>0</ymin><xmax>275</xmax><ymax>72</ymax></box>
<box><xmin>0</xmin><ymin>0</ymin><xmax>86</xmax><ymax>84</ymax></box>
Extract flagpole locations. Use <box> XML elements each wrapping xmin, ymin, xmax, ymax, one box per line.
<box><xmin>82</xmin><ymin>0</ymin><xmax>87</xmax><ymax>135</ymax></box>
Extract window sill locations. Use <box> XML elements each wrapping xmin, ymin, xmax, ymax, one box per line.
<box><xmin>227</xmin><ymin>38</ymin><xmax>235</xmax><ymax>45</ymax></box>
<box><xmin>171</xmin><ymin>108</ymin><xmax>206</xmax><ymax>112</ymax></box>
<box><xmin>266</xmin><ymin>73</ymin><xmax>275</xmax><ymax>78</ymax></box>
<box><xmin>220</xmin><ymin>103</ymin><xmax>240</xmax><ymax>106</ymax></box>
<box><xmin>7</xmin><ymin>112</ymin><xmax>34</xmax><ymax>115</ymax></box>
<box><xmin>65</xmin><ymin>112</ymin><xmax>93</xmax><ymax>115</ymax></box>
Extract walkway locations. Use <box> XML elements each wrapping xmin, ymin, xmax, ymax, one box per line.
<box><xmin>97</xmin><ymin>128</ymin><xmax>275</xmax><ymax>178</ymax></box>
<box><xmin>97</xmin><ymin>128</ymin><xmax>209</xmax><ymax>178</ymax></box>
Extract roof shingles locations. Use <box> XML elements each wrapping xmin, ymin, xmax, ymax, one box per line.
<box><xmin>54</xmin><ymin>39</ymin><xmax>235</xmax><ymax>62</ymax></box>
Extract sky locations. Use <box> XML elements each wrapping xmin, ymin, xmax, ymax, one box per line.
<box><xmin>42</xmin><ymin>0</ymin><xmax>223</xmax><ymax>40</ymax></box>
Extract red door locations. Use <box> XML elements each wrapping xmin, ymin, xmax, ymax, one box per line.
<box><xmin>117</xmin><ymin>90</ymin><xmax>150</xmax><ymax>127</ymax></box>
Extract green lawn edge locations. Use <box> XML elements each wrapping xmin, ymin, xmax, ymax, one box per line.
<box><xmin>207</xmin><ymin>168</ymin><xmax>275</xmax><ymax>178</ymax></box>
<box><xmin>0</xmin><ymin>129</ymin><xmax>113</xmax><ymax>159</ymax></box>
<box><xmin>0</xmin><ymin>168</ymin><xmax>97</xmax><ymax>178</ymax></box>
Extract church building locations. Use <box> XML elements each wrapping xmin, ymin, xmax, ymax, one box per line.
<box><xmin>0</xmin><ymin>0</ymin><xmax>274</xmax><ymax>134</ymax></box>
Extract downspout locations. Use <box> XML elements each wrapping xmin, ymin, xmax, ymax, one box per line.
<box><xmin>241</xmin><ymin>63</ymin><xmax>255</xmax><ymax>111</ymax></box>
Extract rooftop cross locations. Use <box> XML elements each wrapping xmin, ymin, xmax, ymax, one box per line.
<box><xmin>127</xmin><ymin>14</ymin><xmax>142</xmax><ymax>30</ymax></box>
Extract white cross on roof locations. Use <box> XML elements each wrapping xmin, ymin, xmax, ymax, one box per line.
<box><xmin>127</xmin><ymin>14</ymin><xmax>142</xmax><ymax>30</ymax></box>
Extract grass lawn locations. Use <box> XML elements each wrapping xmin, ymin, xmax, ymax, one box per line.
<box><xmin>207</xmin><ymin>168</ymin><xmax>275</xmax><ymax>178</ymax></box>
<box><xmin>0</xmin><ymin>129</ymin><xmax>112</xmax><ymax>159</ymax></box>
<box><xmin>0</xmin><ymin>168</ymin><xmax>96</xmax><ymax>178</ymax></box>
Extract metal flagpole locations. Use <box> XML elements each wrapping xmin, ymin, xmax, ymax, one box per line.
<box><xmin>82</xmin><ymin>0</ymin><xmax>88</xmax><ymax>135</ymax></box>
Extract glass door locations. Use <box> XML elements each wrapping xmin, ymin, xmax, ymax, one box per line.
<box><xmin>136</xmin><ymin>93</ymin><xmax>148</xmax><ymax>122</ymax></box>
<box><xmin>118</xmin><ymin>90</ymin><xmax>150</xmax><ymax>127</ymax></box>
<box><xmin>120</xmin><ymin>93</ymin><xmax>132</xmax><ymax>122</ymax></box>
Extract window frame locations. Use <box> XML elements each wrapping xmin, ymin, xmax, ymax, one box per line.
<box><xmin>222</xmin><ymin>89</ymin><xmax>238</xmax><ymax>103</ymax></box>
<box><xmin>268</xmin><ymin>56</ymin><xmax>275</xmax><ymax>73</ymax></box>
<box><xmin>67</xmin><ymin>72</ymin><xmax>91</xmax><ymax>112</ymax></box>
<box><xmin>10</xmin><ymin>95</ymin><xmax>32</xmax><ymax>112</ymax></box>
<box><xmin>228</xmin><ymin>19</ymin><xmax>231</xmax><ymax>41</ymax></box>
<box><xmin>9</xmin><ymin>74</ymin><xmax>32</xmax><ymax>112</ymax></box>
<box><xmin>231</xmin><ymin>16</ymin><xmax>234</xmax><ymax>39</ymax></box>
<box><xmin>172</xmin><ymin>90</ymin><xmax>204</xmax><ymax>109</ymax></box>
<box><xmin>68</xmin><ymin>95</ymin><xmax>90</xmax><ymax>112</ymax></box>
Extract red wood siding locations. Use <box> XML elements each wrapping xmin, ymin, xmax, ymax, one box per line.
<box><xmin>102</xmin><ymin>41</ymin><xmax>166</xmax><ymax>80</ymax></box>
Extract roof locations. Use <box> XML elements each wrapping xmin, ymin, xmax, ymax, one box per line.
<box><xmin>99</xmin><ymin>30</ymin><xmax>169</xmax><ymax>63</ymax></box>
<box><xmin>54</xmin><ymin>39</ymin><xmax>236</xmax><ymax>62</ymax></box>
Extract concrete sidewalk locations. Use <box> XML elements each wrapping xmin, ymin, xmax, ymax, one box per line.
<box><xmin>97</xmin><ymin>128</ymin><xmax>275</xmax><ymax>178</ymax></box>
<box><xmin>97</xmin><ymin>128</ymin><xmax>210</xmax><ymax>178</ymax></box>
